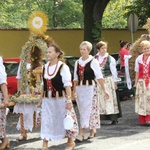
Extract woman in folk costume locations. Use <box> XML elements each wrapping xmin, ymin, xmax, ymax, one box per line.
<box><xmin>74</xmin><ymin>41</ymin><xmax>109</xmax><ymax>142</ymax></box>
<box><xmin>95</xmin><ymin>41</ymin><xmax>122</xmax><ymax>125</ymax></box>
<box><xmin>134</xmin><ymin>40</ymin><xmax>150</xmax><ymax>125</ymax></box>
<box><xmin>40</xmin><ymin>42</ymin><xmax>78</xmax><ymax>150</ymax></box>
<box><xmin>0</xmin><ymin>57</ymin><xmax>9</xmax><ymax>149</ymax></box>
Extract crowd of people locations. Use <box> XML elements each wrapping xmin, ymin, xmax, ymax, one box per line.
<box><xmin>0</xmin><ymin>37</ymin><xmax>150</xmax><ymax>150</ymax></box>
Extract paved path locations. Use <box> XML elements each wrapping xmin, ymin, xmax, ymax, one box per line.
<box><xmin>5</xmin><ymin>99</ymin><xmax>150</xmax><ymax>150</ymax></box>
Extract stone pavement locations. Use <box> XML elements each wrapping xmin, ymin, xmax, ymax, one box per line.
<box><xmin>5</xmin><ymin>99</ymin><xmax>150</xmax><ymax>150</ymax></box>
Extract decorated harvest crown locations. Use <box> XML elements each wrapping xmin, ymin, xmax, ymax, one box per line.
<box><xmin>20</xmin><ymin>11</ymin><xmax>49</xmax><ymax>93</ymax></box>
<box><xmin>129</xmin><ymin>18</ymin><xmax>150</xmax><ymax>80</ymax></box>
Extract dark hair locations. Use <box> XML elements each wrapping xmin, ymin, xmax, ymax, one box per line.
<box><xmin>119</xmin><ymin>40</ymin><xmax>123</xmax><ymax>44</ymax></box>
<box><xmin>30</xmin><ymin>46</ymin><xmax>43</xmax><ymax>87</ymax></box>
<box><xmin>127</xmin><ymin>43</ymin><xmax>131</xmax><ymax>49</ymax></box>
<box><xmin>120</xmin><ymin>41</ymin><xmax>128</xmax><ymax>48</ymax></box>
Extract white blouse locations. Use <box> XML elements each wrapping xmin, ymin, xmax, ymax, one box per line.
<box><xmin>16</xmin><ymin>63</ymin><xmax>31</xmax><ymax>79</ymax></box>
<box><xmin>96</xmin><ymin>52</ymin><xmax>119</xmax><ymax>82</ymax></box>
<box><xmin>74</xmin><ymin>55</ymin><xmax>103</xmax><ymax>81</ymax></box>
<box><xmin>44</xmin><ymin>61</ymin><xmax>72</xmax><ymax>87</ymax></box>
<box><xmin>0</xmin><ymin>57</ymin><xmax>7</xmax><ymax>85</ymax></box>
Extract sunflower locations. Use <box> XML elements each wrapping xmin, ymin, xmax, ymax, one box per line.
<box><xmin>28</xmin><ymin>11</ymin><xmax>48</xmax><ymax>36</ymax></box>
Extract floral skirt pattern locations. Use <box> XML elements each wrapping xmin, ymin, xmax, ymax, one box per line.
<box><xmin>135</xmin><ymin>79</ymin><xmax>150</xmax><ymax>116</ymax></box>
<box><xmin>76</xmin><ymin>85</ymin><xmax>100</xmax><ymax>129</ymax></box>
<box><xmin>89</xmin><ymin>86</ymin><xmax>100</xmax><ymax>129</ymax></box>
<box><xmin>98</xmin><ymin>76</ymin><xmax>119</xmax><ymax>115</ymax></box>
<box><xmin>0</xmin><ymin>93</ymin><xmax>6</xmax><ymax>139</ymax></box>
<box><xmin>65</xmin><ymin>108</ymin><xmax>79</xmax><ymax>138</ymax></box>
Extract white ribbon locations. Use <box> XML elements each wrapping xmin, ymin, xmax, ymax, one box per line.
<box><xmin>124</xmin><ymin>55</ymin><xmax>132</xmax><ymax>89</ymax></box>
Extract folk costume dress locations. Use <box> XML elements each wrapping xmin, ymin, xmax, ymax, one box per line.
<box><xmin>41</xmin><ymin>61</ymin><xmax>78</xmax><ymax>141</ymax></box>
<box><xmin>95</xmin><ymin>53</ymin><xmax>122</xmax><ymax>121</ymax></box>
<box><xmin>13</xmin><ymin>63</ymin><xmax>38</xmax><ymax>131</ymax></box>
<box><xmin>74</xmin><ymin>55</ymin><xmax>103</xmax><ymax>129</ymax></box>
<box><xmin>135</xmin><ymin>54</ymin><xmax>150</xmax><ymax>125</ymax></box>
<box><xmin>0</xmin><ymin>57</ymin><xmax>7</xmax><ymax>138</ymax></box>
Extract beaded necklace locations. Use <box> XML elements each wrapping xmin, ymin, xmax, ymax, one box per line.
<box><xmin>47</xmin><ymin>62</ymin><xmax>58</xmax><ymax>76</ymax></box>
<box><xmin>96</xmin><ymin>55</ymin><xmax>107</xmax><ymax>67</ymax></box>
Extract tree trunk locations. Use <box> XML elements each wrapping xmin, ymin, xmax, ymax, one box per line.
<box><xmin>82</xmin><ymin>0</ymin><xmax>110</xmax><ymax>55</ymax></box>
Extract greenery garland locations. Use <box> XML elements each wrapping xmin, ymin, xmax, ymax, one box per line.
<box><xmin>20</xmin><ymin>33</ymin><xmax>48</xmax><ymax>93</ymax></box>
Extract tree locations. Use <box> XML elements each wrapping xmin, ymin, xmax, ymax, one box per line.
<box><xmin>51</xmin><ymin>0</ymin><xmax>83</xmax><ymax>28</ymax></box>
<box><xmin>33</xmin><ymin>0</ymin><xmax>83</xmax><ymax>28</ymax></box>
<box><xmin>82</xmin><ymin>0</ymin><xmax>110</xmax><ymax>54</ymax></box>
<box><xmin>0</xmin><ymin>0</ymin><xmax>83</xmax><ymax>28</ymax></box>
<box><xmin>0</xmin><ymin>0</ymin><xmax>38</xmax><ymax>28</ymax></box>
<box><xmin>125</xmin><ymin>0</ymin><xmax>150</xmax><ymax>27</ymax></box>
<box><xmin>103</xmin><ymin>0</ymin><xmax>131</xmax><ymax>28</ymax></box>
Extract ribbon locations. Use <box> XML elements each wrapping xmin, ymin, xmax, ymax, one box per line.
<box><xmin>124</xmin><ymin>55</ymin><xmax>132</xmax><ymax>89</ymax></box>
<box><xmin>46</xmin><ymin>79</ymin><xmax>56</xmax><ymax>97</ymax></box>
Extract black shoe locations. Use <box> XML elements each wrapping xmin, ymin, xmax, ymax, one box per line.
<box><xmin>146</xmin><ymin>122</ymin><xmax>150</xmax><ymax>126</ymax></box>
<box><xmin>111</xmin><ymin>120</ymin><xmax>118</xmax><ymax>125</ymax></box>
<box><xmin>140</xmin><ymin>124</ymin><xmax>148</xmax><ymax>126</ymax></box>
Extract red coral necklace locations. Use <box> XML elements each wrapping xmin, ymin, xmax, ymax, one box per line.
<box><xmin>99</xmin><ymin>57</ymin><xmax>107</xmax><ymax>67</ymax></box>
<box><xmin>47</xmin><ymin>62</ymin><xmax>58</xmax><ymax>76</ymax></box>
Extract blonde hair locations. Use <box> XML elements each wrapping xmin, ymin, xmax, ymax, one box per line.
<box><xmin>79</xmin><ymin>41</ymin><xmax>92</xmax><ymax>52</ymax></box>
<box><xmin>140</xmin><ymin>40</ymin><xmax>150</xmax><ymax>48</ymax></box>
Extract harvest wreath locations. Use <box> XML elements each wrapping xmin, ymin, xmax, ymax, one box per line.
<box><xmin>11</xmin><ymin>94</ymin><xmax>41</xmax><ymax>103</ymax></box>
<box><xmin>10</xmin><ymin>11</ymin><xmax>50</xmax><ymax>103</ymax></box>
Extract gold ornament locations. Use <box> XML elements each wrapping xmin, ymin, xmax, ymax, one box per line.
<box><xmin>28</xmin><ymin>11</ymin><xmax>48</xmax><ymax>36</ymax></box>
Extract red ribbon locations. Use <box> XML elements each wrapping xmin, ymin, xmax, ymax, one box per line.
<box><xmin>46</xmin><ymin>79</ymin><xmax>56</xmax><ymax>96</ymax></box>
<box><xmin>78</xmin><ymin>64</ymin><xmax>86</xmax><ymax>80</ymax></box>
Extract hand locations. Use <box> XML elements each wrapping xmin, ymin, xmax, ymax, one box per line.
<box><xmin>114</xmin><ymin>82</ymin><xmax>118</xmax><ymax>90</ymax></box>
<box><xmin>3</xmin><ymin>97</ymin><xmax>9</xmax><ymax>107</ymax></box>
<box><xmin>66</xmin><ymin>103</ymin><xmax>73</xmax><ymax>110</ymax></box>
<box><xmin>37</xmin><ymin>99</ymin><xmax>42</xmax><ymax>108</ymax></box>
<box><xmin>104</xmin><ymin>91</ymin><xmax>109</xmax><ymax>99</ymax></box>
<box><xmin>74</xmin><ymin>92</ymin><xmax>77</xmax><ymax>98</ymax></box>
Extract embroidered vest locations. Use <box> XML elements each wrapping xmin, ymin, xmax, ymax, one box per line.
<box><xmin>138</xmin><ymin>62</ymin><xmax>150</xmax><ymax>78</ymax></box>
<box><xmin>77</xmin><ymin>59</ymin><xmax>95</xmax><ymax>85</ymax></box>
<box><xmin>95</xmin><ymin>55</ymin><xmax>112</xmax><ymax>77</ymax></box>
<box><xmin>43</xmin><ymin>64</ymin><xmax>65</xmax><ymax>98</ymax></box>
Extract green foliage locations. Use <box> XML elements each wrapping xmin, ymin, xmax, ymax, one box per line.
<box><xmin>125</xmin><ymin>0</ymin><xmax>150</xmax><ymax>27</ymax></box>
<box><xmin>102</xmin><ymin>0</ymin><xmax>131</xmax><ymax>28</ymax></box>
<box><xmin>1</xmin><ymin>0</ymin><xmax>149</xmax><ymax>29</ymax></box>
<box><xmin>51</xmin><ymin>0</ymin><xmax>83</xmax><ymax>28</ymax></box>
<box><xmin>0</xmin><ymin>0</ymin><xmax>83</xmax><ymax>28</ymax></box>
<box><xmin>0</xmin><ymin>0</ymin><xmax>37</xmax><ymax>28</ymax></box>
